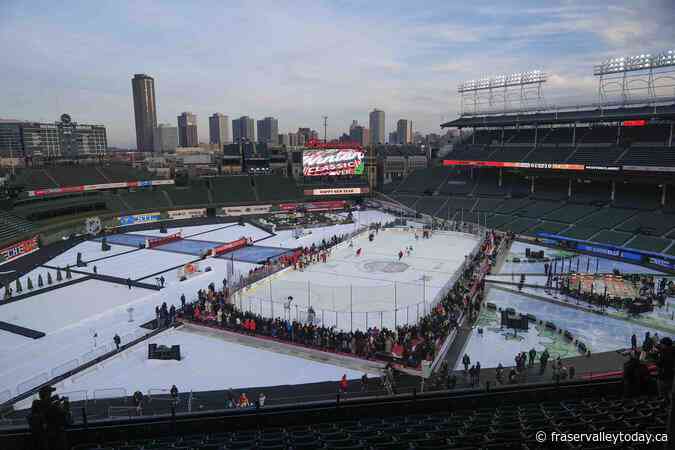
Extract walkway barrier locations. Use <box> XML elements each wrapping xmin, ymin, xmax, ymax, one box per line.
<box><xmin>108</xmin><ymin>406</ymin><xmax>140</xmax><ymax>418</ymax></box>
<box><xmin>51</xmin><ymin>358</ymin><xmax>80</xmax><ymax>379</ymax></box>
<box><xmin>16</xmin><ymin>372</ymin><xmax>49</xmax><ymax>395</ymax></box>
<box><xmin>81</xmin><ymin>344</ymin><xmax>109</xmax><ymax>363</ymax></box>
<box><xmin>93</xmin><ymin>388</ymin><xmax>127</xmax><ymax>402</ymax></box>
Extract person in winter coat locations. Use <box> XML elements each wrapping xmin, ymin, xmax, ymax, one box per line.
<box><xmin>113</xmin><ymin>334</ymin><xmax>121</xmax><ymax>351</ymax></box>
<box><xmin>339</xmin><ymin>374</ymin><xmax>349</xmax><ymax>393</ymax></box>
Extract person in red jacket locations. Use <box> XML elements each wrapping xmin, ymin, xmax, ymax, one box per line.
<box><xmin>339</xmin><ymin>374</ymin><xmax>348</xmax><ymax>393</ymax></box>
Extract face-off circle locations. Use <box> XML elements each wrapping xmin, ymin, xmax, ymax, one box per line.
<box><xmin>361</xmin><ymin>260</ymin><xmax>409</xmax><ymax>273</ymax></box>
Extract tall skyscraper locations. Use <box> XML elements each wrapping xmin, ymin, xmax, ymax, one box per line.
<box><xmin>389</xmin><ymin>131</ymin><xmax>398</xmax><ymax>145</ymax></box>
<box><xmin>209</xmin><ymin>113</ymin><xmax>230</xmax><ymax>145</ymax></box>
<box><xmin>256</xmin><ymin>117</ymin><xmax>279</xmax><ymax>145</ymax></box>
<box><xmin>396</xmin><ymin>119</ymin><xmax>413</xmax><ymax>144</ymax></box>
<box><xmin>350</xmin><ymin>126</ymin><xmax>369</xmax><ymax>147</ymax></box>
<box><xmin>177</xmin><ymin>112</ymin><xmax>198</xmax><ymax>147</ymax></box>
<box><xmin>232</xmin><ymin>116</ymin><xmax>255</xmax><ymax>142</ymax></box>
<box><xmin>369</xmin><ymin>109</ymin><xmax>385</xmax><ymax>145</ymax></box>
<box><xmin>131</xmin><ymin>74</ymin><xmax>157</xmax><ymax>152</ymax></box>
<box><xmin>153</xmin><ymin>124</ymin><xmax>178</xmax><ymax>153</ymax></box>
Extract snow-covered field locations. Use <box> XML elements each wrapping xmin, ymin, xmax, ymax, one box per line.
<box><xmin>131</xmin><ymin>223</ymin><xmax>234</xmax><ymax>238</ymax></box>
<box><xmin>0</xmin><ymin>210</ymin><xmax>399</xmax><ymax>400</ymax></box>
<box><xmin>238</xmin><ymin>228</ymin><xmax>479</xmax><ymax>331</ymax></box>
<box><xmin>189</xmin><ymin>223</ymin><xmax>272</xmax><ymax>243</ymax></box>
<box><xmin>55</xmin><ymin>327</ymin><xmax>367</xmax><ymax>400</ymax></box>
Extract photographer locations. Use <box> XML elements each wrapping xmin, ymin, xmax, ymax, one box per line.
<box><xmin>28</xmin><ymin>386</ymin><xmax>68</xmax><ymax>450</ymax></box>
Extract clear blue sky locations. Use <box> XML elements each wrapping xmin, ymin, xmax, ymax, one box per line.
<box><xmin>1</xmin><ymin>0</ymin><xmax>673</xmax><ymax>148</ymax></box>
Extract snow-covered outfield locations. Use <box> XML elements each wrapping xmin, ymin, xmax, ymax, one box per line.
<box><xmin>52</xmin><ymin>327</ymin><xmax>367</xmax><ymax>401</ymax></box>
<box><xmin>0</xmin><ymin>210</ymin><xmax>399</xmax><ymax>401</ymax></box>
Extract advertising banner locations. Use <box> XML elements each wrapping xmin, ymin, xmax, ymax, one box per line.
<box><xmin>304</xmin><ymin>200</ymin><xmax>348</xmax><ymax>211</ymax></box>
<box><xmin>117</xmin><ymin>212</ymin><xmax>161</xmax><ymax>227</ymax></box>
<box><xmin>303</xmin><ymin>149</ymin><xmax>365</xmax><ymax>176</ymax></box>
<box><xmin>221</xmin><ymin>204</ymin><xmax>273</xmax><ymax>216</ymax></box>
<box><xmin>28</xmin><ymin>179</ymin><xmax>175</xmax><ymax>197</ymax></box>
<box><xmin>167</xmin><ymin>208</ymin><xmax>207</xmax><ymax>220</ymax></box>
<box><xmin>442</xmin><ymin>160</ymin><xmax>585</xmax><ymax>171</ymax></box>
<box><xmin>303</xmin><ymin>187</ymin><xmax>368</xmax><ymax>196</ymax></box>
<box><xmin>0</xmin><ymin>236</ymin><xmax>39</xmax><ymax>266</ymax></box>
<box><xmin>211</xmin><ymin>238</ymin><xmax>248</xmax><ymax>257</ymax></box>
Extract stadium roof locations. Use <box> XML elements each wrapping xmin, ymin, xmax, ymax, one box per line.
<box><xmin>442</xmin><ymin>103</ymin><xmax>675</xmax><ymax>128</ymax></box>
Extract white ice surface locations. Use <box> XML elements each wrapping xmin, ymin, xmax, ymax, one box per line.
<box><xmin>0</xmin><ymin>279</ymin><xmax>146</xmax><ymax>334</ymax></box>
<box><xmin>131</xmin><ymin>223</ymin><xmax>232</xmax><ymax>238</ymax></box>
<box><xmin>239</xmin><ymin>228</ymin><xmax>478</xmax><ymax>331</ymax></box>
<box><xmin>0</xmin><ymin>329</ymin><xmax>31</xmax><ymax>351</ymax></box>
<box><xmin>56</xmin><ymin>327</ymin><xmax>368</xmax><ymax>398</ymax></box>
<box><xmin>45</xmin><ymin>241</ymin><xmax>135</xmax><ymax>267</ymax></box>
<box><xmin>76</xmin><ymin>250</ymin><xmax>196</xmax><ymax>281</ymax></box>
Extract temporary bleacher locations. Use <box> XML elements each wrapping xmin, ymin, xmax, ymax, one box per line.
<box><xmin>253</xmin><ymin>175</ymin><xmax>302</xmax><ymax>201</ymax></box>
<box><xmin>210</xmin><ymin>176</ymin><xmax>257</xmax><ymax>204</ymax></box>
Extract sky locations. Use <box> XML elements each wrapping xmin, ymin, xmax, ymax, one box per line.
<box><xmin>1</xmin><ymin>0</ymin><xmax>673</xmax><ymax>148</ymax></box>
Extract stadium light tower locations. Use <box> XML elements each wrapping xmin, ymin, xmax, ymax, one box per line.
<box><xmin>457</xmin><ymin>70</ymin><xmax>548</xmax><ymax>115</ymax></box>
<box><xmin>593</xmin><ymin>50</ymin><xmax>675</xmax><ymax>104</ymax></box>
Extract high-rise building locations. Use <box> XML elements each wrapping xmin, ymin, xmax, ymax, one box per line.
<box><xmin>131</xmin><ymin>74</ymin><xmax>157</xmax><ymax>152</ymax></box>
<box><xmin>396</xmin><ymin>119</ymin><xmax>413</xmax><ymax>144</ymax></box>
<box><xmin>369</xmin><ymin>109</ymin><xmax>385</xmax><ymax>145</ymax></box>
<box><xmin>389</xmin><ymin>131</ymin><xmax>398</xmax><ymax>145</ymax></box>
<box><xmin>209</xmin><ymin>113</ymin><xmax>230</xmax><ymax>145</ymax></box>
<box><xmin>256</xmin><ymin>117</ymin><xmax>279</xmax><ymax>145</ymax></box>
<box><xmin>153</xmin><ymin>124</ymin><xmax>178</xmax><ymax>153</ymax></box>
<box><xmin>350</xmin><ymin>125</ymin><xmax>369</xmax><ymax>147</ymax></box>
<box><xmin>232</xmin><ymin>116</ymin><xmax>255</xmax><ymax>142</ymax></box>
<box><xmin>0</xmin><ymin>114</ymin><xmax>106</xmax><ymax>158</ymax></box>
<box><xmin>278</xmin><ymin>133</ymin><xmax>290</xmax><ymax>147</ymax></box>
<box><xmin>177</xmin><ymin>112</ymin><xmax>198</xmax><ymax>147</ymax></box>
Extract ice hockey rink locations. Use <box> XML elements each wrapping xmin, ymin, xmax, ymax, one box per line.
<box><xmin>238</xmin><ymin>227</ymin><xmax>480</xmax><ymax>331</ymax></box>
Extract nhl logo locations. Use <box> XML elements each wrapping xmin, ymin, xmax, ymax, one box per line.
<box><xmin>85</xmin><ymin>217</ymin><xmax>102</xmax><ymax>235</ymax></box>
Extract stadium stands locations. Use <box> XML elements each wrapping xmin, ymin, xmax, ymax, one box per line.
<box><xmin>566</xmin><ymin>145</ymin><xmax>625</xmax><ymax>165</ymax></box>
<box><xmin>578</xmin><ymin>126</ymin><xmax>620</xmax><ymax>144</ymax></box>
<box><xmin>210</xmin><ymin>176</ymin><xmax>257</xmax><ymax>204</ymax></box>
<box><xmin>0</xmin><ymin>210</ymin><xmax>36</xmax><ymax>243</ymax></box>
<box><xmin>165</xmin><ymin>183</ymin><xmax>210</xmax><ymax>206</ymax></box>
<box><xmin>540</xmin><ymin>127</ymin><xmax>574</xmax><ymax>144</ymax></box>
<box><xmin>543</xmin><ymin>204</ymin><xmax>598</xmax><ymax>223</ymax></box>
<box><xmin>253</xmin><ymin>175</ymin><xmax>302</xmax><ymax>201</ymax></box>
<box><xmin>47</xmin><ymin>166</ymin><xmax>108</xmax><ymax>187</ymax></box>
<box><xmin>120</xmin><ymin>189</ymin><xmax>172</xmax><ymax>211</ymax></box>
<box><xmin>626</xmin><ymin>234</ymin><xmax>673</xmax><ymax>253</ymax></box>
<box><xmin>98</xmin><ymin>164</ymin><xmax>154</xmax><ymax>183</ymax></box>
<box><xmin>13</xmin><ymin>168</ymin><xmax>58</xmax><ymax>190</ymax></box>
<box><xmin>494</xmin><ymin>198</ymin><xmax>531</xmax><ymax>214</ymax></box>
<box><xmin>395</xmin><ymin>167</ymin><xmax>448</xmax><ymax>194</ymax></box>
<box><xmin>531</xmin><ymin>178</ymin><xmax>568</xmax><ymax>201</ymax></box>
<box><xmin>389</xmin><ymin>194</ymin><xmax>419</xmax><ymax>210</ymax></box>
<box><xmin>413</xmin><ymin>197</ymin><xmax>447</xmax><ymax>216</ymax></box>
<box><xmin>438</xmin><ymin>173</ymin><xmax>476</xmax><ymax>196</ymax></box>
<box><xmin>513</xmin><ymin>200</ymin><xmax>563</xmax><ymax>219</ymax></box>
<box><xmin>523</xmin><ymin>145</ymin><xmax>575</xmax><ymax>163</ymax></box>
<box><xmin>570</xmin><ymin>181</ymin><xmax>612</xmax><ymax>205</ymax></box>
<box><xmin>12</xmin><ymin>194</ymin><xmax>106</xmax><ymax>221</ymax></box>
<box><xmin>559</xmin><ymin>226</ymin><xmax>602</xmax><ymax>241</ymax></box>
<box><xmin>591</xmin><ymin>230</ymin><xmax>633</xmax><ymax>246</ymax></box>
<box><xmin>575</xmin><ymin>208</ymin><xmax>636</xmax><ymax>230</ymax></box>
<box><xmin>487</xmin><ymin>146</ymin><xmax>533</xmax><ymax>162</ymax></box>
<box><xmin>615</xmin><ymin>211</ymin><xmax>675</xmax><ymax>236</ymax></box>
<box><xmin>614</xmin><ymin>183</ymin><xmax>661</xmax><ymax>210</ymax></box>
<box><xmin>500</xmin><ymin>217</ymin><xmax>539</xmax><ymax>234</ymax></box>
<box><xmin>528</xmin><ymin>221</ymin><xmax>569</xmax><ymax>235</ymax></box>
<box><xmin>619</xmin><ymin>146</ymin><xmax>675</xmax><ymax>167</ymax></box>
<box><xmin>473</xmin><ymin>197</ymin><xmax>504</xmax><ymax>212</ymax></box>
<box><xmin>473</xmin><ymin>172</ymin><xmax>504</xmax><ymax>197</ymax></box>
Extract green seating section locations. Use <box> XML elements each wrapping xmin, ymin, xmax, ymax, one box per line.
<box><xmin>14</xmin><ymin>169</ymin><xmax>58</xmax><ymax>190</ymax></box>
<box><xmin>210</xmin><ymin>176</ymin><xmax>257</xmax><ymax>204</ymax></box>
<box><xmin>576</xmin><ymin>208</ymin><xmax>636</xmax><ymax>229</ymax></box>
<box><xmin>499</xmin><ymin>217</ymin><xmax>538</xmax><ymax>234</ymax></box>
<box><xmin>0</xmin><ymin>211</ymin><xmax>36</xmax><ymax>244</ymax></box>
<box><xmin>99</xmin><ymin>165</ymin><xmax>154</xmax><ymax>182</ymax></box>
<box><xmin>474</xmin><ymin>197</ymin><xmax>504</xmax><ymax>212</ymax></box>
<box><xmin>494</xmin><ymin>199</ymin><xmax>532</xmax><ymax>214</ymax></box>
<box><xmin>254</xmin><ymin>175</ymin><xmax>302</xmax><ymax>201</ymax></box>
<box><xmin>12</xmin><ymin>195</ymin><xmax>106</xmax><ymax>221</ymax></box>
<box><xmin>414</xmin><ymin>197</ymin><xmax>446</xmax><ymax>216</ymax></box>
<box><xmin>48</xmin><ymin>167</ymin><xmax>107</xmax><ymax>186</ymax></box>
<box><xmin>559</xmin><ymin>227</ymin><xmax>601</xmax><ymax>240</ymax></box>
<box><xmin>513</xmin><ymin>201</ymin><xmax>563</xmax><ymax>219</ymax></box>
<box><xmin>396</xmin><ymin>167</ymin><xmax>448</xmax><ymax>194</ymax></box>
<box><xmin>626</xmin><ymin>235</ymin><xmax>673</xmax><ymax>253</ymax></box>
<box><xmin>120</xmin><ymin>190</ymin><xmax>171</xmax><ymax>211</ymax></box>
<box><xmin>390</xmin><ymin>195</ymin><xmax>419</xmax><ymax>209</ymax></box>
<box><xmin>528</xmin><ymin>221</ymin><xmax>569</xmax><ymax>235</ymax></box>
<box><xmin>543</xmin><ymin>204</ymin><xmax>598</xmax><ymax>223</ymax></box>
<box><xmin>592</xmin><ymin>230</ymin><xmax>633</xmax><ymax>246</ymax></box>
<box><xmin>166</xmin><ymin>185</ymin><xmax>210</xmax><ymax>206</ymax></box>
<box><xmin>615</xmin><ymin>212</ymin><xmax>675</xmax><ymax>236</ymax></box>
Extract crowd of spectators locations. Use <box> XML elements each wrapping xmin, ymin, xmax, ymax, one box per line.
<box><xmin>181</xmin><ymin>227</ymin><xmax>509</xmax><ymax>369</ymax></box>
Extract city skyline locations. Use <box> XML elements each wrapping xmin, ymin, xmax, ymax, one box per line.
<box><xmin>1</xmin><ymin>1</ymin><xmax>672</xmax><ymax>148</ymax></box>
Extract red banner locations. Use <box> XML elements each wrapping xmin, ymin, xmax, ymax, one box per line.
<box><xmin>0</xmin><ymin>236</ymin><xmax>39</xmax><ymax>266</ymax></box>
<box><xmin>305</xmin><ymin>200</ymin><xmax>348</xmax><ymax>211</ymax></box>
<box><xmin>622</xmin><ymin>120</ymin><xmax>647</xmax><ymax>127</ymax></box>
<box><xmin>28</xmin><ymin>179</ymin><xmax>175</xmax><ymax>197</ymax></box>
<box><xmin>442</xmin><ymin>160</ymin><xmax>585</xmax><ymax>171</ymax></box>
<box><xmin>147</xmin><ymin>232</ymin><xmax>182</xmax><ymax>249</ymax></box>
<box><xmin>211</xmin><ymin>238</ymin><xmax>248</xmax><ymax>257</ymax></box>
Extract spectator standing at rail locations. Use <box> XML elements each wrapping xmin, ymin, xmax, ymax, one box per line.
<box><xmin>113</xmin><ymin>333</ymin><xmax>121</xmax><ymax>351</ymax></box>
<box><xmin>126</xmin><ymin>277</ymin><xmax>132</xmax><ymax>289</ymax></box>
<box><xmin>462</xmin><ymin>353</ymin><xmax>471</xmax><ymax>372</ymax></box>
<box><xmin>170</xmin><ymin>385</ymin><xmax>179</xmax><ymax>405</ymax></box>
<box><xmin>361</xmin><ymin>373</ymin><xmax>369</xmax><ymax>392</ymax></box>
<box><xmin>339</xmin><ymin>374</ymin><xmax>349</xmax><ymax>394</ymax></box>
<box><xmin>657</xmin><ymin>337</ymin><xmax>674</xmax><ymax>403</ymax></box>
